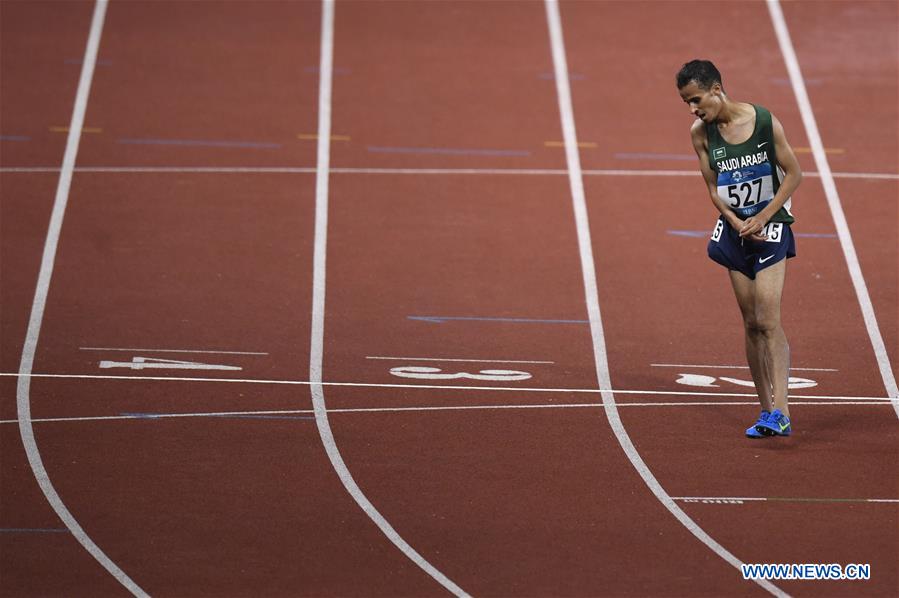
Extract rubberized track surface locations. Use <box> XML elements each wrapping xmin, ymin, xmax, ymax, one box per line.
<box><xmin>1</xmin><ymin>1</ymin><xmax>896</xmax><ymax>596</ymax></box>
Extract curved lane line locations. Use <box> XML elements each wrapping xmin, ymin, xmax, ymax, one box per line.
<box><xmin>15</xmin><ymin>1</ymin><xmax>148</xmax><ymax>595</ymax></box>
<box><xmin>307</xmin><ymin>2</ymin><xmax>468</xmax><ymax>595</ymax></box>
<box><xmin>767</xmin><ymin>0</ymin><xmax>899</xmax><ymax>417</ymax></box>
<box><xmin>543</xmin><ymin>1</ymin><xmax>788</xmax><ymax>596</ymax></box>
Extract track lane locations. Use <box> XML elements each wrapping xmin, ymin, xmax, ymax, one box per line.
<box><xmin>781</xmin><ymin>0</ymin><xmax>898</xmax><ymax>379</ymax></box>
<box><xmin>0</xmin><ymin>175</ymin><xmax>59</xmax><ymax>378</ymax></box>
<box><xmin>560</xmin><ymin>1</ymin><xmax>898</xmax><ymax>595</ymax></box>
<box><xmin>0</xmin><ymin>0</ymin><xmax>100</xmax><ymax>398</ymax></box>
<box><xmin>0</xmin><ymin>3</ymin><xmax>124</xmax><ymax>589</ymax></box>
<box><xmin>576</xmin><ymin>175</ymin><xmax>881</xmax><ymax>398</ymax></box>
<box><xmin>0</xmin><ymin>0</ymin><xmax>94</xmax><ymax>167</ymax></box>
<box><xmin>7</xmin><ymin>413</ymin><xmax>446</xmax><ymax>597</ymax></box>
<box><xmin>5</xmin><ymin>1</ymin><xmax>445</xmax><ymax>593</ymax></box>
<box><xmin>75</xmin><ymin>0</ymin><xmax>321</xmax><ymax>169</ymax></box>
<box><xmin>781</xmin><ymin>1</ymin><xmax>897</xmax><ymax>174</ymax></box>
<box><xmin>1</xmin><ymin>378</ymin><xmax>129</xmax><ymax>596</ymax></box>
<box><xmin>324</xmin><ymin>397</ymin><xmax>749</xmax><ymax>596</ymax></box>
<box><xmin>612</xmin><ymin>400</ymin><xmax>898</xmax><ymax>597</ymax></box>
<box><xmin>324</xmin><ymin>173</ymin><xmax>594</xmax><ymax>392</ymax></box>
<box><xmin>27</xmin><ymin>172</ymin><xmax>316</xmax><ymax>382</ymax></box>
<box><xmin>320</xmin><ymin>1</ymin><xmax>771</xmax><ymax>594</ymax></box>
<box><xmin>834</xmin><ymin>179</ymin><xmax>898</xmax><ymax>377</ymax></box>
<box><xmin>330</xmin><ymin>0</ymin><xmax>566</xmax><ymax>172</ymax></box>
<box><xmin>561</xmin><ymin>0</ymin><xmax>820</xmax><ymax>177</ymax></box>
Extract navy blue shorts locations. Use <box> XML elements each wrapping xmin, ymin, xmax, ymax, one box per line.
<box><xmin>707</xmin><ymin>217</ymin><xmax>796</xmax><ymax>280</ymax></box>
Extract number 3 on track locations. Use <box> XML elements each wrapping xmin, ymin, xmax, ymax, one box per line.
<box><xmin>389</xmin><ymin>366</ymin><xmax>531</xmax><ymax>382</ymax></box>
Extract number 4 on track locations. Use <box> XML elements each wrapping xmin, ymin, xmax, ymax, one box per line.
<box><xmin>98</xmin><ymin>356</ymin><xmax>242</xmax><ymax>371</ymax></box>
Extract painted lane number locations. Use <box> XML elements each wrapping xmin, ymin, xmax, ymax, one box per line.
<box><xmin>675</xmin><ymin>373</ymin><xmax>817</xmax><ymax>389</ymax></box>
<box><xmin>99</xmin><ymin>356</ymin><xmax>242</xmax><ymax>371</ymax></box>
<box><xmin>389</xmin><ymin>366</ymin><xmax>531</xmax><ymax>382</ymax></box>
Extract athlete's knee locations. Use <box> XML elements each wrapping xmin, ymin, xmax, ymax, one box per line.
<box><xmin>746</xmin><ymin>313</ymin><xmax>781</xmax><ymax>336</ymax></box>
<box><xmin>742</xmin><ymin>314</ymin><xmax>760</xmax><ymax>333</ymax></box>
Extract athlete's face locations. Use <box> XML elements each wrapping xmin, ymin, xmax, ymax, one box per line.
<box><xmin>678</xmin><ymin>81</ymin><xmax>723</xmax><ymax>123</ymax></box>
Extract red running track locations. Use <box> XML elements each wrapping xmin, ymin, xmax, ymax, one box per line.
<box><xmin>1</xmin><ymin>1</ymin><xmax>896</xmax><ymax>596</ymax></box>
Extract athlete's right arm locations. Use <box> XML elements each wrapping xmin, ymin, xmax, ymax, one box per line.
<box><xmin>689</xmin><ymin>121</ymin><xmax>744</xmax><ymax>231</ymax></box>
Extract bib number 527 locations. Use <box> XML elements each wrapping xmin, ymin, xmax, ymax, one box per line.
<box><xmin>727</xmin><ymin>179</ymin><xmax>763</xmax><ymax>207</ymax></box>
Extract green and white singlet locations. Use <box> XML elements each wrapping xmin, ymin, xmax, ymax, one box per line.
<box><xmin>707</xmin><ymin>104</ymin><xmax>794</xmax><ymax>224</ymax></box>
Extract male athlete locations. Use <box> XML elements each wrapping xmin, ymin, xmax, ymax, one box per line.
<box><xmin>676</xmin><ymin>60</ymin><xmax>802</xmax><ymax>438</ymax></box>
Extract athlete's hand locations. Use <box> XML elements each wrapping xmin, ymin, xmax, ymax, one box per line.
<box><xmin>726</xmin><ymin>215</ymin><xmax>767</xmax><ymax>242</ymax></box>
<box><xmin>739</xmin><ymin>216</ymin><xmax>767</xmax><ymax>241</ymax></box>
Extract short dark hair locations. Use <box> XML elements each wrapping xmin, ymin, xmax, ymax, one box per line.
<box><xmin>676</xmin><ymin>60</ymin><xmax>723</xmax><ymax>91</ymax></box>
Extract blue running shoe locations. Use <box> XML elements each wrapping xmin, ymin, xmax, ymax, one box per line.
<box><xmin>755</xmin><ymin>409</ymin><xmax>791</xmax><ymax>436</ymax></box>
<box><xmin>746</xmin><ymin>411</ymin><xmax>770</xmax><ymax>438</ymax></box>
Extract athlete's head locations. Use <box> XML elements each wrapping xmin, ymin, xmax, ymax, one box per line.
<box><xmin>676</xmin><ymin>60</ymin><xmax>722</xmax><ymax>91</ymax></box>
<box><xmin>676</xmin><ymin>60</ymin><xmax>726</xmax><ymax>123</ymax></box>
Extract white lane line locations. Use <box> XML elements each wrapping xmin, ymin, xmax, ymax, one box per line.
<box><xmin>768</xmin><ymin>0</ymin><xmax>899</xmax><ymax>418</ymax></box>
<box><xmin>823</xmin><ymin>172</ymin><xmax>899</xmax><ymax>180</ymax></box>
<box><xmin>673</xmin><ymin>496</ymin><xmax>899</xmax><ymax>504</ymax></box>
<box><xmin>14</xmin><ymin>2</ymin><xmax>148</xmax><ymax>596</ymax></box>
<box><xmin>0</xmin><ymin>399</ymin><xmax>889</xmax><ymax>426</ymax></box>
<box><xmin>2</xmin><ymin>372</ymin><xmax>893</xmax><ymax>402</ymax></box>
<box><xmin>544</xmin><ymin>2</ymin><xmax>786</xmax><ymax>597</ymax></box>
<box><xmin>0</xmin><ymin>166</ymin><xmax>319</xmax><ymax>173</ymax></box>
<box><xmin>651</xmin><ymin>363</ymin><xmax>838</xmax><ymax>372</ymax></box>
<box><xmin>2</xmin><ymin>166</ymin><xmax>897</xmax><ymax>180</ymax></box>
<box><xmin>80</xmin><ymin>347</ymin><xmax>268</xmax><ymax>355</ymax></box>
<box><xmin>365</xmin><ymin>356</ymin><xmax>555</xmax><ymax>364</ymax></box>
<box><xmin>307</xmin><ymin>3</ymin><xmax>466</xmax><ymax>595</ymax></box>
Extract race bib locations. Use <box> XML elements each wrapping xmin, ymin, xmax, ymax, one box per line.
<box><xmin>717</xmin><ymin>163</ymin><xmax>775</xmax><ymax>218</ymax></box>
<box><xmin>711</xmin><ymin>217</ymin><xmax>724</xmax><ymax>242</ymax></box>
<box><xmin>763</xmin><ymin>222</ymin><xmax>784</xmax><ymax>243</ymax></box>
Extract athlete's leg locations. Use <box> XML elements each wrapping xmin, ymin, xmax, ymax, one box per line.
<box><xmin>728</xmin><ymin>269</ymin><xmax>774</xmax><ymax>412</ymax></box>
<box><xmin>752</xmin><ymin>259</ymin><xmax>791</xmax><ymax>416</ymax></box>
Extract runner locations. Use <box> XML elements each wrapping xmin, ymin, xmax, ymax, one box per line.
<box><xmin>676</xmin><ymin>59</ymin><xmax>803</xmax><ymax>438</ymax></box>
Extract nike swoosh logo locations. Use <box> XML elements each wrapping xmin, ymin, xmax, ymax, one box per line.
<box><xmin>758</xmin><ymin>142</ymin><xmax>768</xmax><ymax>148</ymax></box>
<box><xmin>759</xmin><ymin>255</ymin><xmax>775</xmax><ymax>263</ymax></box>
<box><xmin>779</xmin><ymin>421</ymin><xmax>790</xmax><ymax>432</ymax></box>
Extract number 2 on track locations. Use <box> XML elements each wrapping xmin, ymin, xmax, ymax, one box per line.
<box><xmin>675</xmin><ymin>373</ymin><xmax>817</xmax><ymax>389</ymax></box>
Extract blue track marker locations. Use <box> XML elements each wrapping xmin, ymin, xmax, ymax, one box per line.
<box><xmin>0</xmin><ymin>135</ymin><xmax>30</xmax><ymax>141</ymax></box>
<box><xmin>791</xmin><ymin>232</ymin><xmax>838</xmax><ymax>238</ymax></box>
<box><xmin>408</xmin><ymin>315</ymin><xmax>588</xmax><ymax>324</ymax></box>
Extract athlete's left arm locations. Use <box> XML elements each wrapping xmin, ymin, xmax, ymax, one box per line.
<box><xmin>739</xmin><ymin>115</ymin><xmax>803</xmax><ymax>238</ymax></box>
